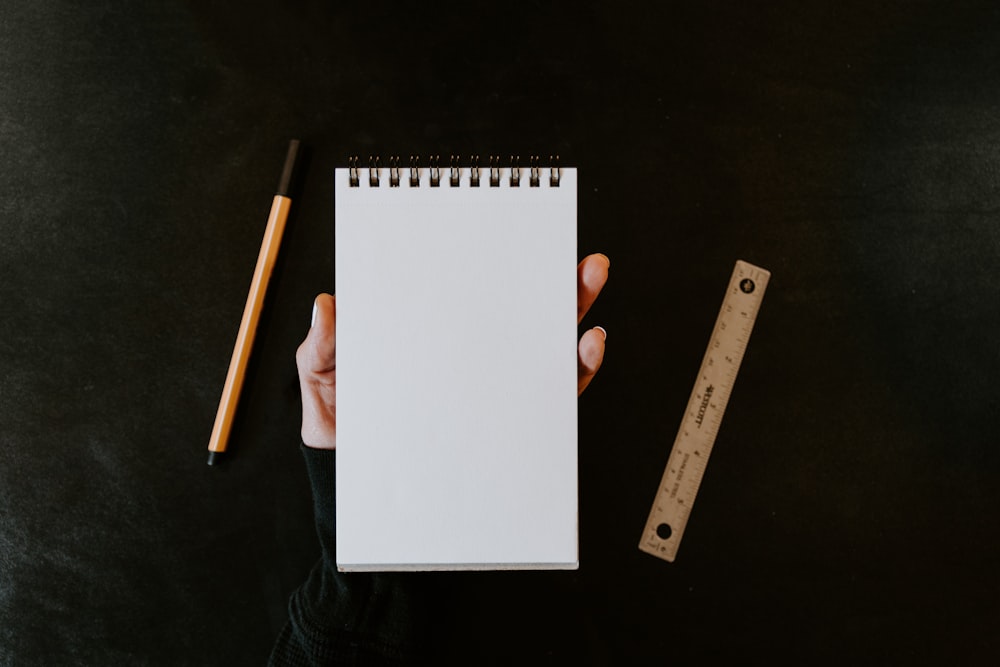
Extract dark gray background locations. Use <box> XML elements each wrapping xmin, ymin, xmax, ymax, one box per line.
<box><xmin>1</xmin><ymin>1</ymin><xmax>997</xmax><ymax>664</ymax></box>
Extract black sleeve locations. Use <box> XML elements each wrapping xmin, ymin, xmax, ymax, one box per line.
<box><xmin>268</xmin><ymin>445</ymin><xmax>427</xmax><ymax>666</ymax></box>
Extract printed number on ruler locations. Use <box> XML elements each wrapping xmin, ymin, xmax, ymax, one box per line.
<box><xmin>639</xmin><ymin>260</ymin><xmax>770</xmax><ymax>563</ymax></box>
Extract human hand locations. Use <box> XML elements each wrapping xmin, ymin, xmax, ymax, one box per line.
<box><xmin>297</xmin><ymin>293</ymin><xmax>337</xmax><ymax>449</ymax></box>
<box><xmin>296</xmin><ymin>253</ymin><xmax>610</xmax><ymax>449</ymax></box>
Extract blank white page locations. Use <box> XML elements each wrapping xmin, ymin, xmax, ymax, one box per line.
<box><xmin>334</xmin><ymin>166</ymin><xmax>578</xmax><ymax>571</ymax></box>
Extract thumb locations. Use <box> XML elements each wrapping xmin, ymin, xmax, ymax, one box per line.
<box><xmin>299</xmin><ymin>293</ymin><xmax>336</xmax><ymax>376</ymax></box>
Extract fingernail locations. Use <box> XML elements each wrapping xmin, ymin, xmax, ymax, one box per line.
<box><xmin>594</xmin><ymin>326</ymin><xmax>607</xmax><ymax>340</ymax></box>
<box><xmin>597</xmin><ymin>253</ymin><xmax>610</xmax><ymax>268</ymax></box>
<box><xmin>311</xmin><ymin>302</ymin><xmax>318</xmax><ymax>327</ymax></box>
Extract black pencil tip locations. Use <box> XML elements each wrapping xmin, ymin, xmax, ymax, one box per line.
<box><xmin>207</xmin><ymin>450</ymin><xmax>223</xmax><ymax>466</ymax></box>
<box><xmin>277</xmin><ymin>139</ymin><xmax>302</xmax><ymax>197</ymax></box>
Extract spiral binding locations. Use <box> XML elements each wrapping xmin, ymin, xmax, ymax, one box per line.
<box><xmin>348</xmin><ymin>155</ymin><xmax>561</xmax><ymax>188</ymax></box>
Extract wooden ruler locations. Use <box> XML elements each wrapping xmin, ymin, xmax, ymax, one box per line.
<box><xmin>639</xmin><ymin>260</ymin><xmax>770</xmax><ymax>563</ymax></box>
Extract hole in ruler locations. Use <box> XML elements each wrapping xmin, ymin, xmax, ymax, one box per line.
<box><xmin>656</xmin><ymin>523</ymin><xmax>673</xmax><ymax>540</ymax></box>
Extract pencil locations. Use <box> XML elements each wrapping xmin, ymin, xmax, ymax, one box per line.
<box><xmin>207</xmin><ymin>139</ymin><xmax>301</xmax><ymax>465</ymax></box>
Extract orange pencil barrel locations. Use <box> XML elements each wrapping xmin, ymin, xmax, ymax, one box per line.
<box><xmin>207</xmin><ymin>194</ymin><xmax>292</xmax><ymax>464</ymax></box>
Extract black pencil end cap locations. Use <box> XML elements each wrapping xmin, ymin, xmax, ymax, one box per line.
<box><xmin>276</xmin><ymin>139</ymin><xmax>302</xmax><ymax>198</ymax></box>
<box><xmin>207</xmin><ymin>450</ymin><xmax>224</xmax><ymax>466</ymax></box>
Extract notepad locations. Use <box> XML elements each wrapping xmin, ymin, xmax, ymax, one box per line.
<box><xmin>334</xmin><ymin>161</ymin><xmax>578</xmax><ymax>571</ymax></box>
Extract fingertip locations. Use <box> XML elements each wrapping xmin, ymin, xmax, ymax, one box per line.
<box><xmin>578</xmin><ymin>328</ymin><xmax>606</xmax><ymax>396</ymax></box>
<box><xmin>579</xmin><ymin>327</ymin><xmax>607</xmax><ymax>373</ymax></box>
<box><xmin>587</xmin><ymin>253</ymin><xmax>610</xmax><ymax>275</ymax></box>
<box><xmin>582</xmin><ymin>254</ymin><xmax>610</xmax><ymax>288</ymax></box>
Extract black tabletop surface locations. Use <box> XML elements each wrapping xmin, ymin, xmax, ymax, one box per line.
<box><xmin>2</xmin><ymin>1</ymin><xmax>997</xmax><ymax>664</ymax></box>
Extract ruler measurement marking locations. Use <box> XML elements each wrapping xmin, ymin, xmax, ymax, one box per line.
<box><xmin>639</xmin><ymin>260</ymin><xmax>770</xmax><ymax>563</ymax></box>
